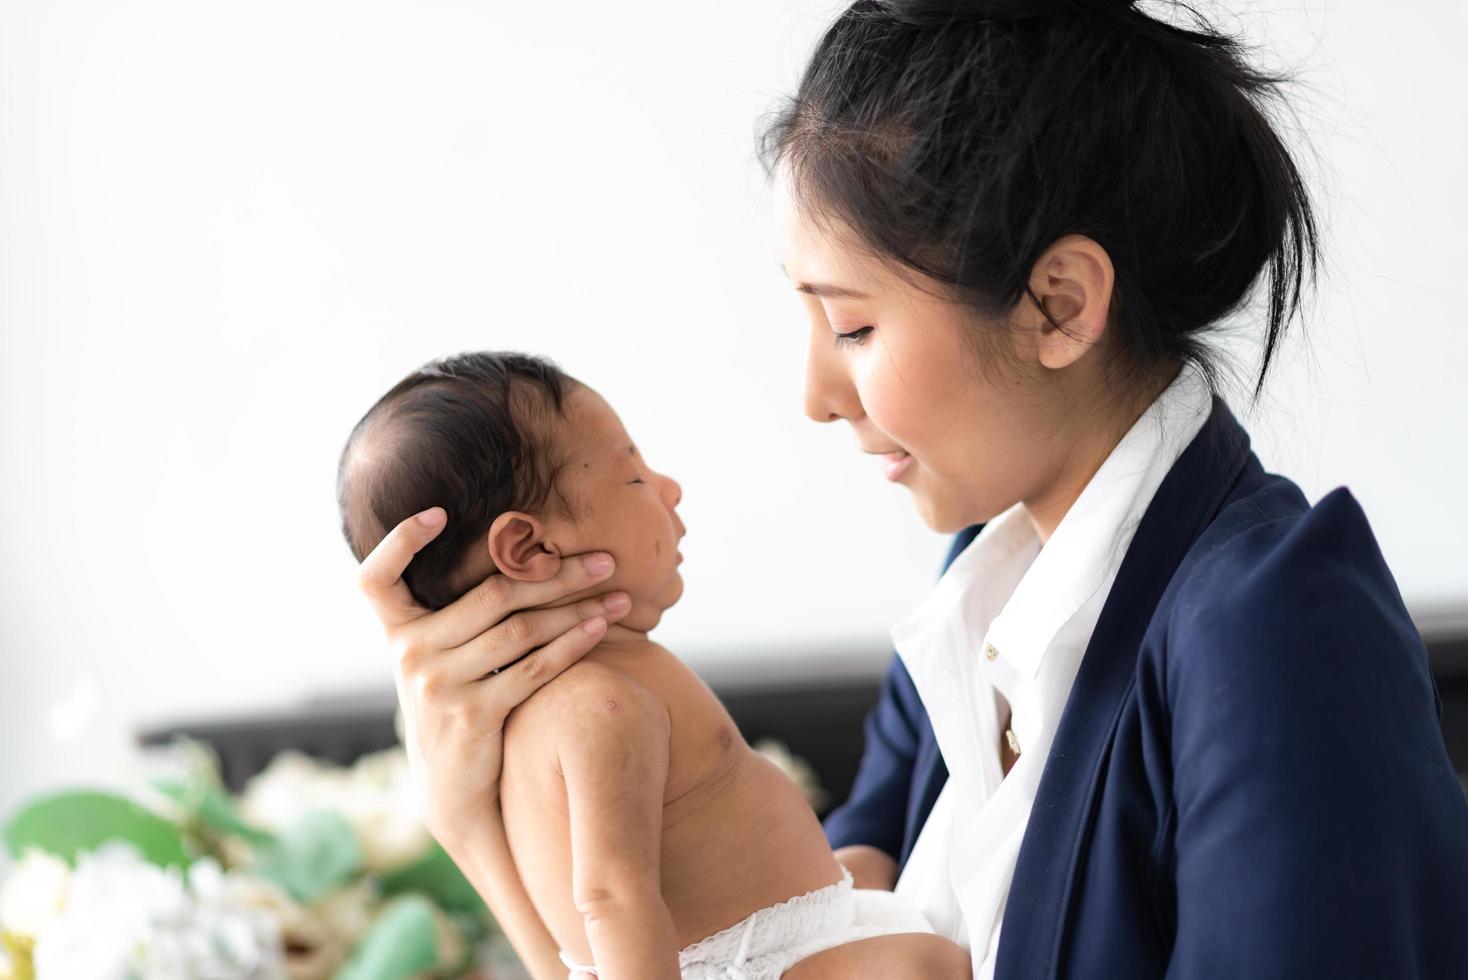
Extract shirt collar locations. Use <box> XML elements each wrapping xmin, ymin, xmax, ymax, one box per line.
<box><xmin>892</xmin><ymin>361</ymin><xmax>1213</xmax><ymax>680</ymax></box>
<box><xmin>889</xmin><ymin>504</ymin><xmax>1037</xmax><ymax>673</ymax></box>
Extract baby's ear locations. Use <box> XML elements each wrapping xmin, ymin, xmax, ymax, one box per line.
<box><xmin>486</xmin><ymin>511</ymin><xmax>560</xmax><ymax>582</ymax></box>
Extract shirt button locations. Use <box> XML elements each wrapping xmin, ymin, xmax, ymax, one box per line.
<box><xmin>985</xmin><ymin>642</ymin><xmax>998</xmax><ymax>662</ymax></box>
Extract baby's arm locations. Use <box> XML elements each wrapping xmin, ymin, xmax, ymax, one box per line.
<box><xmin>558</xmin><ymin>671</ymin><xmax>680</xmax><ymax>980</ymax></box>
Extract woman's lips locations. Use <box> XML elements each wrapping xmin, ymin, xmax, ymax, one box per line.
<box><xmin>880</xmin><ymin>450</ymin><xmax>914</xmax><ymax>482</ymax></box>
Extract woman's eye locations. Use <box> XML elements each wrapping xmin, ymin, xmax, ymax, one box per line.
<box><xmin>834</xmin><ymin>326</ymin><xmax>874</xmax><ymax>348</ymax></box>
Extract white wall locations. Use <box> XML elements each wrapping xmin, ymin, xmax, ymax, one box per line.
<box><xmin>3</xmin><ymin>0</ymin><xmax>1466</xmax><ymax>862</ymax></box>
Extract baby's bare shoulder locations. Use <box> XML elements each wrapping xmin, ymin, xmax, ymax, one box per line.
<box><xmin>515</xmin><ymin>658</ymin><xmax>671</xmax><ymax>760</ymax></box>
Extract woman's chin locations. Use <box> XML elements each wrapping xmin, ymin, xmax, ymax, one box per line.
<box><xmin>912</xmin><ymin>490</ymin><xmax>973</xmax><ymax>535</ymax></box>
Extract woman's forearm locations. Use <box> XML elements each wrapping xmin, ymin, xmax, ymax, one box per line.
<box><xmin>834</xmin><ymin>844</ymin><xmax>899</xmax><ymax>891</ymax></box>
<box><xmin>448</xmin><ymin>817</ymin><xmax>568</xmax><ymax>980</ymax></box>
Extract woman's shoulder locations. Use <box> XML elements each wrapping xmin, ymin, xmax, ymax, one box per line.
<box><xmin>1156</xmin><ymin>480</ymin><xmax>1426</xmax><ymax>692</ymax></box>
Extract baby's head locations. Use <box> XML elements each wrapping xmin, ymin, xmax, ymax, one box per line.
<box><xmin>337</xmin><ymin>351</ymin><xmax>685</xmax><ymax>631</ymax></box>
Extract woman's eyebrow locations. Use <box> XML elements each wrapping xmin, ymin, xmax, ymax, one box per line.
<box><xmin>796</xmin><ymin>281</ymin><xmax>869</xmax><ymax>299</ymax></box>
<box><xmin>779</xmin><ymin>263</ymin><xmax>869</xmax><ymax>300</ymax></box>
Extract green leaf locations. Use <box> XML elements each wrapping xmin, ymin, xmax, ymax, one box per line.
<box><xmin>377</xmin><ymin>841</ymin><xmax>487</xmax><ymax>917</ymax></box>
<box><xmin>2</xmin><ymin>790</ymin><xmax>191</xmax><ymax>868</ymax></box>
<box><xmin>149</xmin><ymin>777</ymin><xmax>275</xmax><ymax>846</ymax></box>
<box><xmin>250</xmin><ymin>810</ymin><xmax>362</xmax><ymax>904</ymax></box>
<box><xmin>334</xmin><ymin>894</ymin><xmax>439</xmax><ymax>980</ymax></box>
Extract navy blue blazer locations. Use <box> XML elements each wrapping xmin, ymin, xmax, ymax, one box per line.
<box><xmin>824</xmin><ymin>395</ymin><xmax>1468</xmax><ymax>977</ymax></box>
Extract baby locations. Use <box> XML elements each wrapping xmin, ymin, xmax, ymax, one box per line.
<box><xmin>337</xmin><ymin>351</ymin><xmax>970</xmax><ymax>980</ymax></box>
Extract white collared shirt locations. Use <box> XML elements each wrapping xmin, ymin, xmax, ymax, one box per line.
<box><xmin>891</xmin><ymin>362</ymin><xmax>1213</xmax><ymax>978</ymax></box>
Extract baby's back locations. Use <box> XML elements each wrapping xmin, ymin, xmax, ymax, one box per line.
<box><xmin>500</xmin><ymin>642</ymin><xmax>844</xmax><ymax>962</ymax></box>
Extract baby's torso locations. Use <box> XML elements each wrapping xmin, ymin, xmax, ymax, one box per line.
<box><xmin>500</xmin><ymin>643</ymin><xmax>843</xmax><ymax>961</ymax></box>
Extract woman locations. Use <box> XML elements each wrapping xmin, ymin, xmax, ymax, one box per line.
<box><xmin>354</xmin><ymin>0</ymin><xmax>1468</xmax><ymax>976</ymax></box>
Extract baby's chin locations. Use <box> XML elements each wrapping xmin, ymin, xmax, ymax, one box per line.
<box><xmin>663</xmin><ymin>568</ymin><xmax>685</xmax><ymax>609</ymax></box>
<box><xmin>628</xmin><ymin>569</ymin><xmax>685</xmax><ymax>630</ymax></box>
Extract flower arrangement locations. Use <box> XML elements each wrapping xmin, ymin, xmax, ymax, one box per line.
<box><xmin>0</xmin><ymin>738</ymin><xmax>517</xmax><ymax>980</ymax></box>
<box><xmin>0</xmin><ymin>732</ymin><xmax>828</xmax><ymax>980</ymax></box>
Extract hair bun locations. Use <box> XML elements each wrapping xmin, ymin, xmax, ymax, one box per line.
<box><xmin>881</xmin><ymin>0</ymin><xmax>1136</xmax><ymax>25</ymax></box>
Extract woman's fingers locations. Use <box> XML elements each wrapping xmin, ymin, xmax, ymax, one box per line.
<box><xmin>444</xmin><ymin>592</ymin><xmax>632</xmax><ymax>684</ymax></box>
<box><xmin>421</xmin><ymin>549</ymin><xmax>619</xmax><ymax>652</ymax></box>
<box><xmin>356</xmin><ymin>507</ymin><xmax>448</xmax><ymax>631</ymax></box>
<box><xmin>468</xmin><ymin>612</ymin><xmax>611</xmax><ymax>708</ymax></box>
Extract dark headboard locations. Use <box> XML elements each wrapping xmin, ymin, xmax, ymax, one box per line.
<box><xmin>138</xmin><ymin>614</ymin><xmax>1468</xmax><ymax>816</ymax></box>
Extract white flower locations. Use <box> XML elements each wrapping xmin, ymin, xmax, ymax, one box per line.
<box><xmin>239</xmin><ymin>748</ymin><xmax>431</xmax><ymax>874</ymax></box>
<box><xmin>235</xmin><ymin>751</ymin><xmax>327</xmax><ymax>831</ymax></box>
<box><xmin>227</xmin><ymin>877</ymin><xmax>381</xmax><ymax>980</ymax></box>
<box><xmin>221</xmin><ymin>876</ymin><xmax>337</xmax><ymax>980</ymax></box>
<box><xmin>30</xmin><ymin>840</ymin><xmax>286</xmax><ymax>980</ymax></box>
<box><xmin>313</xmin><ymin>879</ymin><xmax>377</xmax><ymax>949</ymax></box>
<box><xmin>342</xmin><ymin>749</ymin><xmax>434</xmax><ymax>873</ymax></box>
<box><xmin>0</xmin><ymin>849</ymin><xmax>70</xmax><ymax>940</ymax></box>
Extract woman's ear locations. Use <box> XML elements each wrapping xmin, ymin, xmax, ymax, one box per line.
<box><xmin>486</xmin><ymin>511</ymin><xmax>561</xmax><ymax>582</ymax></box>
<box><xmin>1024</xmin><ymin>234</ymin><xmax>1115</xmax><ymax>371</ymax></box>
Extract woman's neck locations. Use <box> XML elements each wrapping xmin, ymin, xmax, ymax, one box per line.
<box><xmin>1021</xmin><ymin>366</ymin><xmax>1178</xmax><ymax>544</ymax></box>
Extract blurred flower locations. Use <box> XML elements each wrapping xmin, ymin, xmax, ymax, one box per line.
<box><xmin>239</xmin><ymin>749</ymin><xmax>431</xmax><ymax>875</ymax></box>
<box><xmin>224</xmin><ymin>876</ymin><xmax>336</xmax><ymax>980</ymax></box>
<box><xmin>427</xmin><ymin>906</ymin><xmax>467</xmax><ymax>977</ymax></box>
<box><xmin>2</xmin><ymin>931</ymin><xmax>36</xmax><ymax>980</ymax></box>
<box><xmin>314</xmin><ymin>880</ymin><xmax>378</xmax><ymax>949</ymax></box>
<box><xmin>215</xmin><ymin>870</ymin><xmax>381</xmax><ymax>980</ymax></box>
<box><xmin>347</xmin><ymin>749</ymin><xmax>435</xmax><ymax>873</ymax></box>
<box><xmin>30</xmin><ymin>840</ymin><xmax>285</xmax><ymax>980</ymax></box>
<box><xmin>0</xmin><ymin>850</ymin><xmax>69</xmax><ymax>941</ymax></box>
<box><xmin>752</xmin><ymin>738</ymin><xmax>828</xmax><ymax>812</ymax></box>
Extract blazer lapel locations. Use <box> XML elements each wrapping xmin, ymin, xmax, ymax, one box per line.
<box><xmin>904</xmin><ymin>732</ymin><xmax>951</xmax><ymax>867</ymax></box>
<box><xmin>995</xmin><ymin>396</ymin><xmax>1256</xmax><ymax>978</ymax></box>
<box><xmin>900</xmin><ymin>521</ymin><xmax>983</xmax><ymax>868</ymax></box>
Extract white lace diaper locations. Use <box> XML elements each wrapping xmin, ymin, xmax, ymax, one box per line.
<box><xmin>558</xmin><ymin>866</ymin><xmax>934</xmax><ymax>980</ymax></box>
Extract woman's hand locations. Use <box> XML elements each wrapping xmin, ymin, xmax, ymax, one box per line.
<box><xmin>834</xmin><ymin>845</ymin><xmax>899</xmax><ymax>891</ymax></box>
<box><xmin>355</xmin><ymin>506</ymin><xmax>632</xmax><ymax>860</ymax></box>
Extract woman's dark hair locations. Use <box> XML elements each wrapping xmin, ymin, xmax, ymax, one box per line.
<box><xmin>337</xmin><ymin>351</ymin><xmax>581</xmax><ymax>611</ymax></box>
<box><xmin>759</xmin><ymin>0</ymin><xmax>1320</xmax><ymax>400</ymax></box>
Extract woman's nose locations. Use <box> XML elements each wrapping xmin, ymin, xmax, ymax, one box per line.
<box><xmin>804</xmin><ymin>332</ymin><xmax>858</xmax><ymax>424</ymax></box>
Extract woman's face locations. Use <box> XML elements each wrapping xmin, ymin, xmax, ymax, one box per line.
<box><xmin>773</xmin><ymin>170</ymin><xmax>1090</xmax><ymax>535</ymax></box>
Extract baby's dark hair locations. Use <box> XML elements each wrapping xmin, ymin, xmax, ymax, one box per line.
<box><xmin>759</xmin><ymin>0</ymin><xmax>1321</xmax><ymax>401</ymax></box>
<box><xmin>337</xmin><ymin>350</ymin><xmax>582</xmax><ymax>611</ymax></box>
